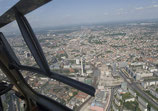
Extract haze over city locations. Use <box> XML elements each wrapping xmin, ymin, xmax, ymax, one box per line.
<box><xmin>1</xmin><ymin>0</ymin><xmax>158</xmax><ymax>111</ymax></box>
<box><xmin>1</xmin><ymin>0</ymin><xmax>158</xmax><ymax>32</ymax></box>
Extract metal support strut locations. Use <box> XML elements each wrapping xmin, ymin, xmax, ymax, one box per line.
<box><xmin>14</xmin><ymin>10</ymin><xmax>95</xmax><ymax>96</ymax></box>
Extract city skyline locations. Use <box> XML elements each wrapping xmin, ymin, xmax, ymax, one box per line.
<box><xmin>1</xmin><ymin>0</ymin><xmax>158</xmax><ymax>33</ymax></box>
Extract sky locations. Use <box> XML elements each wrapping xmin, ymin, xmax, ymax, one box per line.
<box><xmin>1</xmin><ymin>0</ymin><xmax>158</xmax><ymax>32</ymax></box>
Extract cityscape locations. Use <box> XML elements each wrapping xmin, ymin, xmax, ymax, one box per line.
<box><xmin>1</xmin><ymin>20</ymin><xmax>158</xmax><ymax>111</ymax></box>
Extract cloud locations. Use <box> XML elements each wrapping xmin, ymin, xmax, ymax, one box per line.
<box><xmin>114</xmin><ymin>8</ymin><xmax>128</xmax><ymax>16</ymax></box>
<box><xmin>135</xmin><ymin>7</ymin><xmax>144</xmax><ymax>10</ymax></box>
<box><xmin>152</xmin><ymin>1</ymin><xmax>157</xmax><ymax>4</ymax></box>
<box><xmin>116</xmin><ymin>12</ymin><xmax>123</xmax><ymax>15</ymax></box>
<box><xmin>65</xmin><ymin>14</ymin><xmax>71</xmax><ymax>17</ymax></box>
<box><xmin>116</xmin><ymin>11</ymin><xmax>128</xmax><ymax>16</ymax></box>
<box><xmin>118</xmin><ymin>8</ymin><xmax>124</xmax><ymax>11</ymax></box>
<box><xmin>103</xmin><ymin>12</ymin><xmax>109</xmax><ymax>16</ymax></box>
<box><xmin>118</xmin><ymin>8</ymin><xmax>123</xmax><ymax>11</ymax></box>
<box><xmin>152</xmin><ymin>4</ymin><xmax>158</xmax><ymax>8</ymax></box>
<box><xmin>134</xmin><ymin>4</ymin><xmax>158</xmax><ymax>12</ymax></box>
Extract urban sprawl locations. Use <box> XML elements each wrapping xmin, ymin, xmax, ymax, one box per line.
<box><xmin>1</xmin><ymin>21</ymin><xmax>158</xmax><ymax>111</ymax></box>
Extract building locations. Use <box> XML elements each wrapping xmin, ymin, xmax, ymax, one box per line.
<box><xmin>76</xmin><ymin>59</ymin><xmax>80</xmax><ymax>64</ymax></box>
<box><xmin>130</xmin><ymin>62</ymin><xmax>145</xmax><ymax>71</ymax></box>
<box><xmin>141</xmin><ymin>78</ymin><xmax>158</xmax><ymax>89</ymax></box>
<box><xmin>112</xmin><ymin>103</ymin><xmax>119</xmax><ymax>111</ymax></box>
<box><xmin>90</xmin><ymin>100</ymin><xmax>104</xmax><ymax>111</ymax></box>
<box><xmin>114</xmin><ymin>98</ymin><xmax>121</xmax><ymax>106</ymax></box>
<box><xmin>125</xmin><ymin>97</ymin><xmax>135</xmax><ymax>102</ymax></box>
<box><xmin>151</xmin><ymin>107</ymin><xmax>157</xmax><ymax>111</ymax></box>
<box><xmin>128</xmin><ymin>88</ymin><xmax>136</xmax><ymax>97</ymax></box>
<box><xmin>136</xmin><ymin>72</ymin><xmax>153</xmax><ymax>80</ymax></box>
<box><xmin>90</xmin><ymin>105</ymin><xmax>104</xmax><ymax>111</ymax></box>
<box><xmin>149</xmin><ymin>88</ymin><xmax>158</xmax><ymax>99</ymax></box>
<box><xmin>121</xmin><ymin>82</ymin><xmax>128</xmax><ymax>92</ymax></box>
<box><xmin>75</xmin><ymin>91</ymin><xmax>88</xmax><ymax>102</ymax></box>
<box><xmin>138</xmin><ymin>97</ymin><xmax>148</xmax><ymax>111</ymax></box>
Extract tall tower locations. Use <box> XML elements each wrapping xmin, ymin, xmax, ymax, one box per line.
<box><xmin>80</xmin><ymin>47</ymin><xmax>84</xmax><ymax>76</ymax></box>
<box><xmin>81</xmin><ymin>57</ymin><xmax>84</xmax><ymax>76</ymax></box>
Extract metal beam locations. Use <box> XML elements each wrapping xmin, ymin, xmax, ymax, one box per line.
<box><xmin>0</xmin><ymin>0</ymin><xmax>52</xmax><ymax>28</ymax></box>
<box><xmin>0</xmin><ymin>30</ymin><xmax>95</xmax><ymax>96</ymax></box>
<box><xmin>0</xmin><ymin>38</ymin><xmax>72</xmax><ymax>111</ymax></box>
<box><xmin>11</xmin><ymin>64</ymin><xmax>95</xmax><ymax>96</ymax></box>
<box><xmin>15</xmin><ymin>11</ymin><xmax>51</xmax><ymax>75</ymax></box>
<box><xmin>0</xmin><ymin>97</ymin><xmax>3</xmax><ymax>111</ymax></box>
<box><xmin>0</xmin><ymin>32</ymin><xmax>20</xmax><ymax>64</ymax></box>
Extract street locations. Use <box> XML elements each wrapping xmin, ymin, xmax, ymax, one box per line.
<box><xmin>119</xmin><ymin>70</ymin><xmax>158</xmax><ymax>109</ymax></box>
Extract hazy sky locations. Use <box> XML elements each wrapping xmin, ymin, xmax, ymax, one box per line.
<box><xmin>1</xmin><ymin>0</ymin><xmax>158</xmax><ymax>32</ymax></box>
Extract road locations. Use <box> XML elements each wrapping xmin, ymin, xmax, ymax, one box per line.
<box><xmin>119</xmin><ymin>70</ymin><xmax>158</xmax><ymax>109</ymax></box>
<box><xmin>106</xmin><ymin>88</ymin><xmax>113</xmax><ymax>111</ymax></box>
<box><xmin>106</xmin><ymin>85</ymin><xmax>120</xmax><ymax>111</ymax></box>
<box><xmin>78</xmin><ymin>69</ymin><xmax>100</xmax><ymax>111</ymax></box>
<box><xmin>78</xmin><ymin>96</ymin><xmax>92</xmax><ymax>111</ymax></box>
